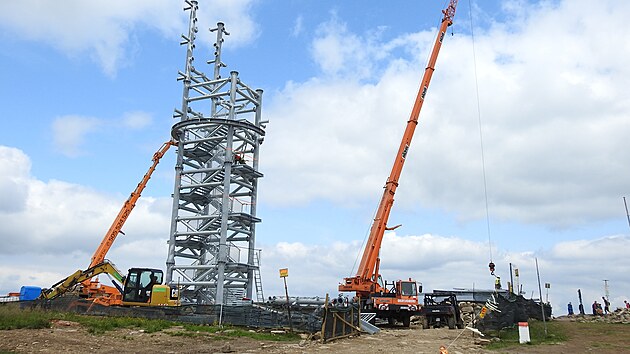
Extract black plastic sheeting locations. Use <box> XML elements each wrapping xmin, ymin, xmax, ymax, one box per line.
<box><xmin>476</xmin><ymin>293</ymin><xmax>552</xmax><ymax>333</ymax></box>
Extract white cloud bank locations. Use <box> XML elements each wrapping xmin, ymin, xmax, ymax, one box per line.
<box><xmin>0</xmin><ymin>0</ymin><xmax>258</xmax><ymax>76</ymax></box>
<box><xmin>0</xmin><ymin>146</ymin><xmax>627</xmax><ymax>316</ymax></box>
<box><xmin>258</xmin><ymin>232</ymin><xmax>630</xmax><ymax>316</ymax></box>
<box><xmin>260</xmin><ymin>0</ymin><xmax>630</xmax><ymax>230</ymax></box>
<box><xmin>0</xmin><ymin>145</ymin><xmax>171</xmax><ymax>289</ymax></box>
<box><xmin>51</xmin><ymin>111</ymin><xmax>155</xmax><ymax>157</ymax></box>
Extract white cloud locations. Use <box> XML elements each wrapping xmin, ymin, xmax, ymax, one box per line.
<box><xmin>257</xmin><ymin>232</ymin><xmax>630</xmax><ymax>316</ymax></box>
<box><xmin>121</xmin><ymin>111</ymin><xmax>153</xmax><ymax>130</ymax></box>
<box><xmin>0</xmin><ymin>0</ymin><xmax>257</xmax><ymax>76</ymax></box>
<box><xmin>0</xmin><ymin>147</ymin><xmax>31</xmax><ymax>213</ymax></box>
<box><xmin>310</xmin><ymin>13</ymin><xmax>391</xmax><ymax>80</ymax></box>
<box><xmin>262</xmin><ymin>0</ymin><xmax>630</xmax><ymax>229</ymax></box>
<box><xmin>195</xmin><ymin>0</ymin><xmax>259</xmax><ymax>49</ymax></box>
<box><xmin>52</xmin><ymin>115</ymin><xmax>102</xmax><ymax>157</ymax></box>
<box><xmin>51</xmin><ymin>111</ymin><xmax>159</xmax><ymax>157</ymax></box>
<box><xmin>291</xmin><ymin>15</ymin><xmax>304</xmax><ymax>37</ymax></box>
<box><xmin>0</xmin><ymin>146</ymin><xmax>172</xmax><ymax>283</ymax></box>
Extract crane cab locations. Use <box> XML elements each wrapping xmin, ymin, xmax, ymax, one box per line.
<box><xmin>122</xmin><ymin>268</ymin><xmax>179</xmax><ymax>306</ymax></box>
<box><xmin>366</xmin><ymin>279</ymin><xmax>421</xmax><ymax>327</ymax></box>
<box><xmin>397</xmin><ymin>279</ymin><xmax>420</xmax><ymax>298</ymax></box>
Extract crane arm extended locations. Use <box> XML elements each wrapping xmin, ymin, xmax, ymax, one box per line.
<box><xmin>88</xmin><ymin>140</ymin><xmax>175</xmax><ymax>269</ymax></box>
<box><xmin>341</xmin><ymin>1</ymin><xmax>458</xmax><ymax>295</ymax></box>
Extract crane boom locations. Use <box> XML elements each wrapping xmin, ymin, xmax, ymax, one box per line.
<box><xmin>341</xmin><ymin>0</ymin><xmax>458</xmax><ymax>296</ymax></box>
<box><xmin>77</xmin><ymin>140</ymin><xmax>175</xmax><ymax>302</ymax></box>
<box><xmin>88</xmin><ymin>140</ymin><xmax>175</xmax><ymax>268</ymax></box>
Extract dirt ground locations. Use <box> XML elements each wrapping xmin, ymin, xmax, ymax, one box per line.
<box><xmin>1</xmin><ymin>317</ymin><xmax>629</xmax><ymax>354</ymax></box>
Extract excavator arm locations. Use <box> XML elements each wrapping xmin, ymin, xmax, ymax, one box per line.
<box><xmin>340</xmin><ymin>1</ymin><xmax>458</xmax><ymax>297</ymax></box>
<box><xmin>41</xmin><ymin>261</ymin><xmax>125</xmax><ymax>300</ymax></box>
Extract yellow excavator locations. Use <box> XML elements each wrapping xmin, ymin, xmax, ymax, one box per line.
<box><xmin>40</xmin><ymin>141</ymin><xmax>179</xmax><ymax>307</ymax></box>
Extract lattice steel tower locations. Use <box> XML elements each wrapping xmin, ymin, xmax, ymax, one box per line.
<box><xmin>166</xmin><ymin>0</ymin><xmax>266</xmax><ymax>305</ymax></box>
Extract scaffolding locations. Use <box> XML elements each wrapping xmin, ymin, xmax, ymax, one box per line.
<box><xmin>166</xmin><ymin>0</ymin><xmax>266</xmax><ymax>305</ymax></box>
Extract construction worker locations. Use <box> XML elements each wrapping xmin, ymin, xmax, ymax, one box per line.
<box><xmin>602</xmin><ymin>297</ymin><xmax>610</xmax><ymax>315</ymax></box>
<box><xmin>234</xmin><ymin>153</ymin><xmax>245</xmax><ymax>165</ymax></box>
<box><xmin>494</xmin><ymin>276</ymin><xmax>501</xmax><ymax>290</ymax></box>
<box><xmin>144</xmin><ymin>274</ymin><xmax>159</xmax><ymax>302</ymax></box>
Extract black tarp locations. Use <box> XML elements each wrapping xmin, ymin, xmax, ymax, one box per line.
<box><xmin>476</xmin><ymin>293</ymin><xmax>552</xmax><ymax>332</ymax></box>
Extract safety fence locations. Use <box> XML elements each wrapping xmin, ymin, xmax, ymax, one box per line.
<box><xmin>37</xmin><ymin>296</ymin><xmax>323</xmax><ymax>333</ymax></box>
<box><xmin>320</xmin><ymin>295</ymin><xmax>361</xmax><ymax>342</ymax></box>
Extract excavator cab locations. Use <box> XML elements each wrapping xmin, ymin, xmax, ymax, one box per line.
<box><xmin>122</xmin><ymin>268</ymin><xmax>178</xmax><ymax>306</ymax></box>
<box><xmin>123</xmin><ymin>268</ymin><xmax>162</xmax><ymax>303</ymax></box>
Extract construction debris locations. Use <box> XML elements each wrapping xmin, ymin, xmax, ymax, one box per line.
<box><xmin>568</xmin><ymin>307</ymin><xmax>630</xmax><ymax>324</ymax></box>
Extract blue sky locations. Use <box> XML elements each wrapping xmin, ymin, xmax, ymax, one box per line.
<box><xmin>1</xmin><ymin>0</ymin><xmax>630</xmax><ymax>316</ymax></box>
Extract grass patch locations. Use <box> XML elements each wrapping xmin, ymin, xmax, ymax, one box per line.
<box><xmin>0</xmin><ymin>304</ymin><xmax>300</xmax><ymax>342</ymax></box>
<box><xmin>178</xmin><ymin>324</ymin><xmax>300</xmax><ymax>341</ymax></box>
<box><xmin>0</xmin><ymin>304</ymin><xmax>173</xmax><ymax>334</ymax></box>
<box><xmin>64</xmin><ymin>315</ymin><xmax>174</xmax><ymax>334</ymax></box>
<box><xmin>0</xmin><ymin>305</ymin><xmax>52</xmax><ymax>330</ymax></box>
<box><xmin>486</xmin><ymin>320</ymin><xmax>567</xmax><ymax>349</ymax></box>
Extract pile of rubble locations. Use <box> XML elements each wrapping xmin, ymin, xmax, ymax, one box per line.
<box><xmin>459</xmin><ymin>301</ymin><xmax>484</xmax><ymax>325</ymax></box>
<box><xmin>569</xmin><ymin>307</ymin><xmax>630</xmax><ymax>324</ymax></box>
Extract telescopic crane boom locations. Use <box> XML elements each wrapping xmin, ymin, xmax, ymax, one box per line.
<box><xmin>78</xmin><ymin>140</ymin><xmax>175</xmax><ymax>302</ymax></box>
<box><xmin>88</xmin><ymin>140</ymin><xmax>175</xmax><ymax>268</ymax></box>
<box><xmin>339</xmin><ymin>1</ymin><xmax>458</xmax><ymax>325</ymax></box>
<box><xmin>39</xmin><ymin>140</ymin><xmax>180</xmax><ymax>307</ymax></box>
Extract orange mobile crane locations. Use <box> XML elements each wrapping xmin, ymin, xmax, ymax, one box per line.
<box><xmin>339</xmin><ymin>1</ymin><xmax>458</xmax><ymax>327</ymax></box>
<box><xmin>40</xmin><ymin>141</ymin><xmax>180</xmax><ymax>307</ymax></box>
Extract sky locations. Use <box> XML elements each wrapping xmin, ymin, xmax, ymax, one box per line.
<box><xmin>1</xmin><ymin>0</ymin><xmax>629</xmax><ymax>316</ymax></box>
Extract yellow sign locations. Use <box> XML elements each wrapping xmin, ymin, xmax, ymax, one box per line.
<box><xmin>479</xmin><ymin>306</ymin><xmax>488</xmax><ymax>319</ymax></box>
<box><xmin>279</xmin><ymin>268</ymin><xmax>289</xmax><ymax>278</ymax></box>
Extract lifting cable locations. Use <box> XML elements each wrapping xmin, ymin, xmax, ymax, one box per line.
<box><xmin>466</xmin><ymin>0</ymin><xmax>494</xmax><ymax>274</ymax></box>
<box><xmin>349</xmin><ymin>205</ymin><xmax>379</xmax><ymax>278</ymax></box>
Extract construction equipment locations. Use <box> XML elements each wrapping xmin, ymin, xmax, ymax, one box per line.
<box><xmin>39</xmin><ymin>140</ymin><xmax>179</xmax><ymax>307</ymax></box>
<box><xmin>419</xmin><ymin>293</ymin><xmax>464</xmax><ymax>329</ymax></box>
<box><xmin>338</xmin><ymin>0</ymin><xmax>458</xmax><ymax>327</ymax></box>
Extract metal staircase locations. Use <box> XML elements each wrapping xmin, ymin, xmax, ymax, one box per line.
<box><xmin>165</xmin><ymin>1</ymin><xmax>266</xmax><ymax>306</ymax></box>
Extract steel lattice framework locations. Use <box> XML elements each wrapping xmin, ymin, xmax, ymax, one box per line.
<box><xmin>166</xmin><ymin>1</ymin><xmax>266</xmax><ymax>305</ymax></box>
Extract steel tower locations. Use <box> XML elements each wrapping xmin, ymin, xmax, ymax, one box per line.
<box><xmin>166</xmin><ymin>0</ymin><xmax>266</xmax><ymax>305</ymax></box>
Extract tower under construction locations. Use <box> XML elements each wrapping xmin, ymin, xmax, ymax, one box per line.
<box><xmin>166</xmin><ymin>0</ymin><xmax>266</xmax><ymax>305</ymax></box>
